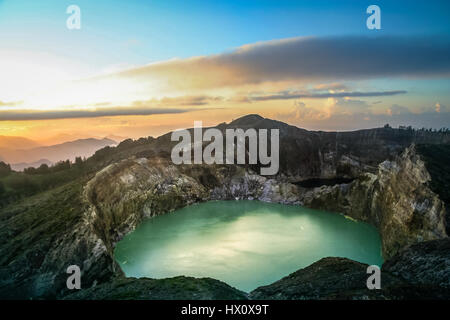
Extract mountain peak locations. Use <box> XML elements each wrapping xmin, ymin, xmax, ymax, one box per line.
<box><xmin>229</xmin><ymin>114</ymin><xmax>265</xmax><ymax>126</ymax></box>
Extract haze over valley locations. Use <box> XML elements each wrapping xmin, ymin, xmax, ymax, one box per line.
<box><xmin>0</xmin><ymin>136</ymin><xmax>117</xmax><ymax>170</ymax></box>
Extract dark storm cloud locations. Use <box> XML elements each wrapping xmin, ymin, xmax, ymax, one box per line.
<box><xmin>116</xmin><ymin>36</ymin><xmax>450</xmax><ymax>89</ymax></box>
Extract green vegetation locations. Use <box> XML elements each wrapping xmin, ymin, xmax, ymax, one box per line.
<box><xmin>0</xmin><ymin>162</ymin><xmax>12</xmax><ymax>178</ymax></box>
<box><xmin>0</xmin><ymin>180</ymin><xmax>85</xmax><ymax>275</ymax></box>
<box><xmin>0</xmin><ymin>162</ymin><xmax>88</xmax><ymax>207</ymax></box>
<box><xmin>0</xmin><ymin>136</ymin><xmax>159</xmax><ymax>208</ymax></box>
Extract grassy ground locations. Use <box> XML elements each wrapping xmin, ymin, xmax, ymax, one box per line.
<box><xmin>0</xmin><ymin>179</ymin><xmax>86</xmax><ymax>269</ymax></box>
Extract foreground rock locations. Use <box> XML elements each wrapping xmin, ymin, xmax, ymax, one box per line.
<box><xmin>0</xmin><ymin>181</ymin><xmax>118</xmax><ymax>299</ymax></box>
<box><xmin>250</xmin><ymin>238</ymin><xmax>450</xmax><ymax>300</ymax></box>
<box><xmin>383</xmin><ymin>238</ymin><xmax>450</xmax><ymax>289</ymax></box>
<box><xmin>64</xmin><ymin>276</ymin><xmax>248</xmax><ymax>300</ymax></box>
<box><xmin>250</xmin><ymin>257</ymin><xmax>403</xmax><ymax>300</ymax></box>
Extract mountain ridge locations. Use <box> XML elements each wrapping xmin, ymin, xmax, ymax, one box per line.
<box><xmin>0</xmin><ymin>138</ymin><xmax>117</xmax><ymax>165</ymax></box>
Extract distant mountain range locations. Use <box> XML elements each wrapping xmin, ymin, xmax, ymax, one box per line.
<box><xmin>0</xmin><ymin>136</ymin><xmax>41</xmax><ymax>150</ymax></box>
<box><xmin>0</xmin><ymin>138</ymin><xmax>117</xmax><ymax>170</ymax></box>
<box><xmin>10</xmin><ymin>159</ymin><xmax>53</xmax><ymax>172</ymax></box>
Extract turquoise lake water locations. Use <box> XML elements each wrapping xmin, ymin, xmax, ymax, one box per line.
<box><xmin>114</xmin><ymin>200</ymin><xmax>383</xmax><ymax>292</ymax></box>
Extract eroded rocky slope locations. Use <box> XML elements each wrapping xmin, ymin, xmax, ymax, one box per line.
<box><xmin>299</xmin><ymin>145</ymin><xmax>447</xmax><ymax>258</ymax></box>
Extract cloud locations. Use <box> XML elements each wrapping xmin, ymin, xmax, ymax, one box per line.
<box><xmin>243</xmin><ymin>90</ymin><xmax>406</xmax><ymax>102</ymax></box>
<box><xmin>138</xmin><ymin>95</ymin><xmax>224</xmax><ymax>106</ymax></box>
<box><xmin>0</xmin><ymin>107</ymin><xmax>192</xmax><ymax>121</ymax></box>
<box><xmin>275</xmin><ymin>98</ymin><xmax>368</xmax><ymax>122</ymax></box>
<box><xmin>0</xmin><ymin>100</ymin><xmax>22</xmax><ymax>107</ymax></box>
<box><xmin>313</xmin><ymin>83</ymin><xmax>349</xmax><ymax>91</ymax></box>
<box><xmin>387</xmin><ymin>104</ymin><xmax>412</xmax><ymax>116</ymax></box>
<box><xmin>275</xmin><ymin>100</ymin><xmax>450</xmax><ymax>131</ymax></box>
<box><xmin>0</xmin><ymin>94</ymin><xmax>225</xmax><ymax>121</ymax></box>
<box><xmin>276</xmin><ymin>101</ymin><xmax>329</xmax><ymax>122</ymax></box>
<box><xmin>435</xmin><ymin>102</ymin><xmax>448</xmax><ymax>113</ymax></box>
<box><xmin>113</xmin><ymin>35</ymin><xmax>450</xmax><ymax>90</ymax></box>
<box><xmin>309</xmin><ymin>112</ymin><xmax>450</xmax><ymax>131</ymax></box>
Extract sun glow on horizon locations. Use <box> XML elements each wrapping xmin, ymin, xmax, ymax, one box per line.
<box><xmin>0</xmin><ymin>1</ymin><xmax>449</xmax><ymax>145</ymax></box>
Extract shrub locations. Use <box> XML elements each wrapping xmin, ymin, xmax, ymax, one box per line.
<box><xmin>0</xmin><ymin>161</ymin><xmax>11</xmax><ymax>177</ymax></box>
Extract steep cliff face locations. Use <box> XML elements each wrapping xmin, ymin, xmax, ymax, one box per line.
<box><xmin>300</xmin><ymin>145</ymin><xmax>448</xmax><ymax>258</ymax></box>
<box><xmin>84</xmin><ymin>157</ymin><xmax>209</xmax><ymax>254</ymax></box>
<box><xmin>0</xmin><ymin>181</ymin><xmax>116</xmax><ymax>299</ymax></box>
<box><xmin>208</xmin><ymin>169</ymin><xmax>301</xmax><ymax>204</ymax></box>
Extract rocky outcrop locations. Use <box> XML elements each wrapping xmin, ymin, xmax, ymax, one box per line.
<box><xmin>208</xmin><ymin>168</ymin><xmax>301</xmax><ymax>204</ymax></box>
<box><xmin>300</xmin><ymin>145</ymin><xmax>448</xmax><ymax>258</ymax></box>
<box><xmin>0</xmin><ymin>182</ymin><xmax>116</xmax><ymax>299</ymax></box>
<box><xmin>64</xmin><ymin>276</ymin><xmax>248</xmax><ymax>300</ymax></box>
<box><xmin>383</xmin><ymin>238</ymin><xmax>450</xmax><ymax>289</ymax></box>
<box><xmin>84</xmin><ymin>157</ymin><xmax>209</xmax><ymax>255</ymax></box>
<box><xmin>250</xmin><ymin>238</ymin><xmax>450</xmax><ymax>300</ymax></box>
<box><xmin>249</xmin><ymin>257</ymin><xmax>402</xmax><ymax>300</ymax></box>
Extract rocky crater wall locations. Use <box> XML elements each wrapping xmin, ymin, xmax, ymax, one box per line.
<box><xmin>299</xmin><ymin>145</ymin><xmax>448</xmax><ymax>258</ymax></box>
<box><xmin>68</xmin><ymin>143</ymin><xmax>447</xmax><ymax>298</ymax></box>
<box><xmin>1</xmin><ymin>143</ymin><xmax>447</xmax><ymax>299</ymax></box>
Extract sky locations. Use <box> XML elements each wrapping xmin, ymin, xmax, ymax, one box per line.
<box><xmin>0</xmin><ymin>0</ymin><xmax>450</xmax><ymax>144</ymax></box>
